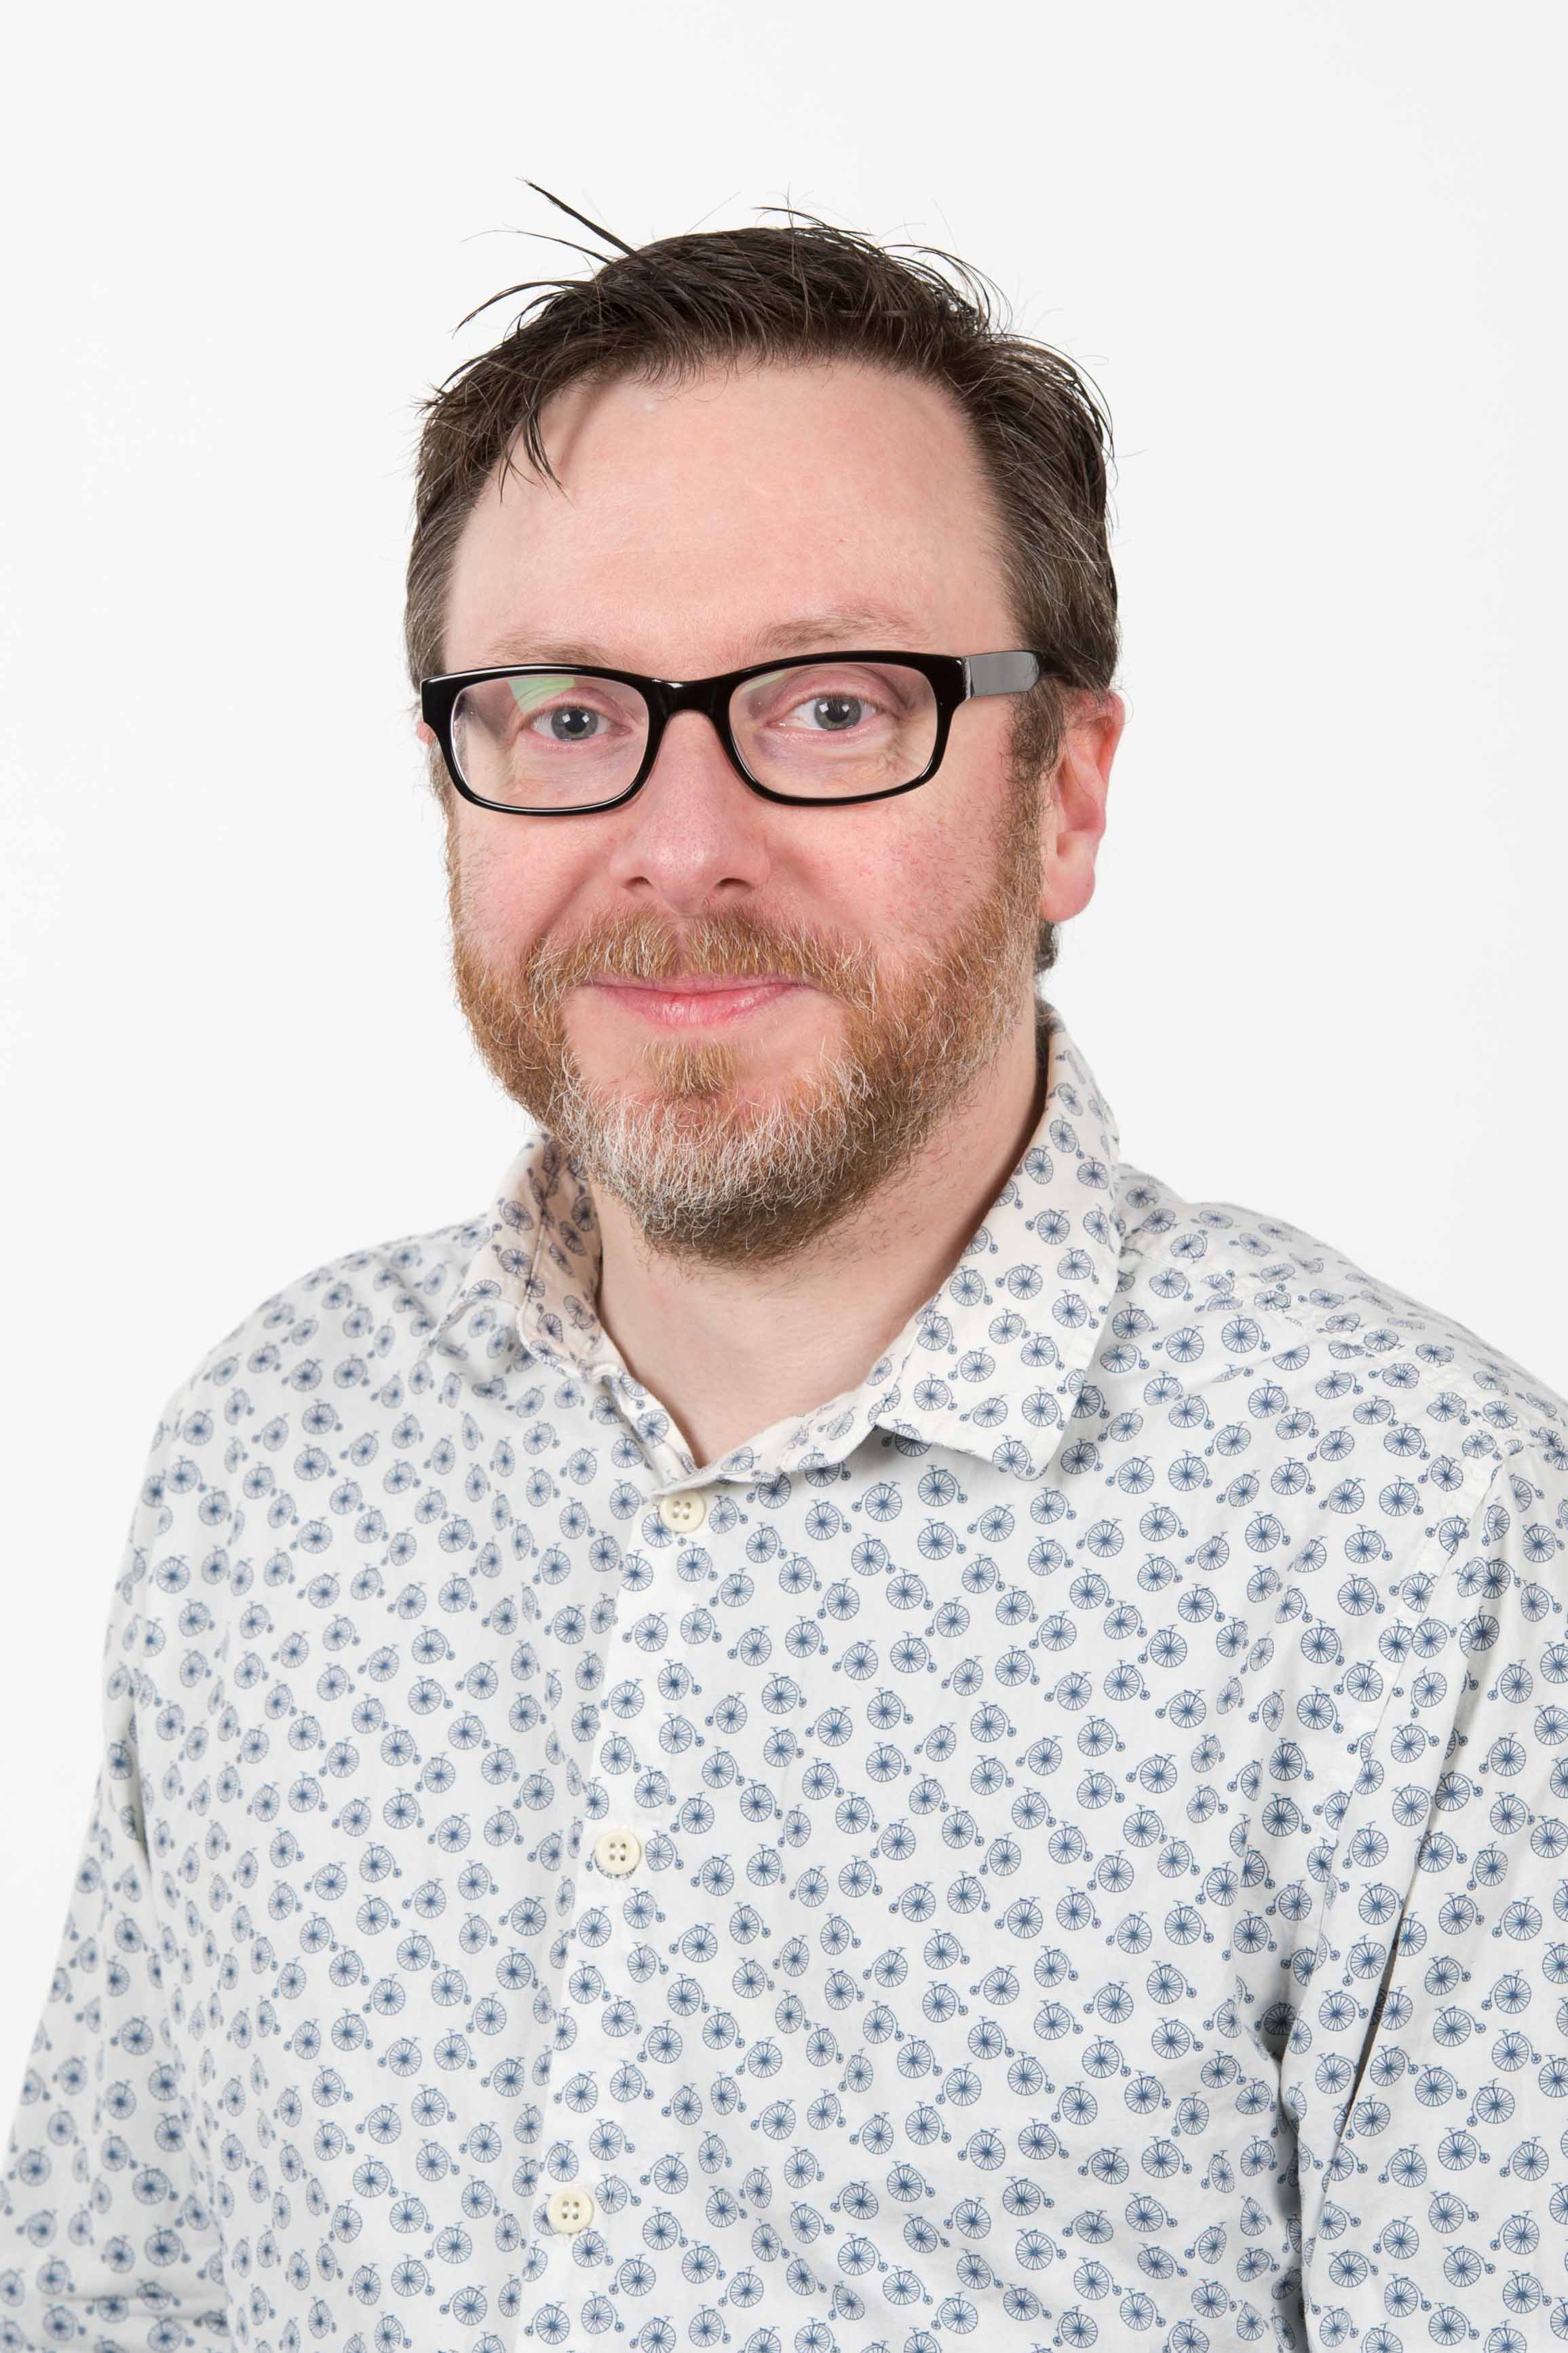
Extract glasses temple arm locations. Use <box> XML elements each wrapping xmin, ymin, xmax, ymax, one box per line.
<box><xmin>964</xmin><ymin>652</ymin><xmax>1045</xmax><ymax>698</ymax></box>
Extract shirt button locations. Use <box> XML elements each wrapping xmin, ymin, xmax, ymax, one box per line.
<box><xmin>593</xmin><ymin>1826</ymin><xmax>643</xmax><ymax>1877</ymax></box>
<box><xmin>546</xmin><ymin>2187</ymin><xmax>595</xmax><ymax>2236</ymax></box>
<box><xmin>657</xmin><ymin>1490</ymin><xmax>707</xmax><ymax>1532</ymax></box>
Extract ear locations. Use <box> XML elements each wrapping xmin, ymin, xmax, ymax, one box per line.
<box><xmin>1039</xmin><ymin>690</ymin><xmax>1124</xmax><ymax>925</ymax></box>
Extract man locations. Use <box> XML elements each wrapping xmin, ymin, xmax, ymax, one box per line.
<box><xmin>4</xmin><ymin>206</ymin><xmax>1565</xmax><ymax>2353</ymax></box>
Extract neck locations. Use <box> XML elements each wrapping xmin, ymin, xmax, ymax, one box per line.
<box><xmin>589</xmin><ymin>1002</ymin><xmax>1052</xmax><ymax>1471</ymax></box>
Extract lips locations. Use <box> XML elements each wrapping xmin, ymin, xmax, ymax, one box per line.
<box><xmin>589</xmin><ymin>977</ymin><xmax>801</xmax><ymax>1027</ymax></box>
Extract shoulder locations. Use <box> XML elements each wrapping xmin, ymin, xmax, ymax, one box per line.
<box><xmin>179</xmin><ymin>1198</ymin><xmax>497</xmax><ymax>1420</ymax></box>
<box><xmin>105</xmin><ymin>1186</ymin><xmax>515</xmax><ymax>1687</ymax></box>
<box><xmin>1111</xmin><ymin>1159</ymin><xmax>1568</xmax><ymax>1485</ymax></box>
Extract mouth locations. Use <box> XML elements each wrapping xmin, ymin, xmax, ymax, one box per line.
<box><xmin>586</xmin><ymin>975</ymin><xmax>803</xmax><ymax>1028</ymax></box>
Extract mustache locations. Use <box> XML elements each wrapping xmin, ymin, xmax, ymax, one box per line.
<box><xmin>520</xmin><ymin>910</ymin><xmax>881</xmax><ymax>1007</ymax></box>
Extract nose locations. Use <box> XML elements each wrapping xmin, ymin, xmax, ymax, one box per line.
<box><xmin>601</xmin><ymin>709</ymin><xmax>773</xmax><ymax>908</ymax></box>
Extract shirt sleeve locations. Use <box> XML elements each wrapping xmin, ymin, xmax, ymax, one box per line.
<box><xmin>0</xmin><ymin>1378</ymin><xmax>229</xmax><ymax>2350</ymax></box>
<box><xmin>1292</xmin><ymin>1425</ymin><xmax>1568</xmax><ymax>2350</ymax></box>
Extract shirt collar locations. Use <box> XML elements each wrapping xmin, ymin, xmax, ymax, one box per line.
<box><xmin>417</xmin><ymin>996</ymin><xmax>1125</xmax><ymax>1484</ymax></box>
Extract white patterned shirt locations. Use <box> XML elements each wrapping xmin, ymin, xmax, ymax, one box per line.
<box><xmin>6</xmin><ymin>1001</ymin><xmax>1568</xmax><ymax>2353</ymax></box>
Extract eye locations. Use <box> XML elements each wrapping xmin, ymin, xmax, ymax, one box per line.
<box><xmin>792</xmin><ymin>691</ymin><xmax>871</xmax><ymax>733</ymax></box>
<box><xmin>763</xmin><ymin>674</ymin><xmax>905</xmax><ymax>734</ymax></box>
<box><xmin>535</xmin><ymin>704</ymin><xmax>605</xmax><ymax>743</ymax></box>
<box><xmin>501</xmin><ymin>673</ymin><xmax>640</xmax><ymax>749</ymax></box>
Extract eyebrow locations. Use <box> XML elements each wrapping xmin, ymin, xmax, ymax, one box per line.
<box><xmin>463</xmin><ymin>608</ymin><xmax>928</xmax><ymax>673</ymax></box>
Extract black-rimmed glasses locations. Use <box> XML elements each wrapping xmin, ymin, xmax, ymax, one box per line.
<box><xmin>420</xmin><ymin>648</ymin><xmax>1054</xmax><ymax>814</ymax></box>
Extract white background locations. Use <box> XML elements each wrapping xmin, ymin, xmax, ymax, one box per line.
<box><xmin>1</xmin><ymin>1</ymin><xmax>1562</xmax><ymax>2101</ymax></box>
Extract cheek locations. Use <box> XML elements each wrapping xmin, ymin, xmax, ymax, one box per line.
<box><xmin>834</xmin><ymin>810</ymin><xmax>987</xmax><ymax>954</ymax></box>
<box><xmin>453</xmin><ymin>827</ymin><xmax>585</xmax><ymax>944</ymax></box>
<box><xmin>820</xmin><ymin>787</ymin><xmax>972</xmax><ymax>914</ymax></box>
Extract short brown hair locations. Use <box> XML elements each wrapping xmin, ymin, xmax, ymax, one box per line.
<box><xmin>406</xmin><ymin>205</ymin><xmax>1120</xmax><ymax>974</ymax></box>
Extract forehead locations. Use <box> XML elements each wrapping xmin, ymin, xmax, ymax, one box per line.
<box><xmin>442</xmin><ymin>360</ymin><xmax>1013</xmax><ymax>671</ymax></box>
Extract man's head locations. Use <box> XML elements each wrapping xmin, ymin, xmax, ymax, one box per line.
<box><xmin>408</xmin><ymin>214</ymin><xmax>1124</xmax><ymax>1269</ymax></box>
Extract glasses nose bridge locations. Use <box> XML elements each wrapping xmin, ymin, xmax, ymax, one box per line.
<box><xmin>644</xmin><ymin>671</ymin><xmax>748</xmax><ymax>787</ymax></box>
<box><xmin>658</xmin><ymin>673</ymin><xmax>732</xmax><ymax>723</ymax></box>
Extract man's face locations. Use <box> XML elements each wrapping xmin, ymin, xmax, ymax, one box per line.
<box><xmin>431</xmin><ymin>359</ymin><xmax>1096</xmax><ymax>1269</ymax></box>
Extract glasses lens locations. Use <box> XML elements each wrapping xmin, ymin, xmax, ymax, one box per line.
<box><xmin>730</xmin><ymin>661</ymin><xmax>938</xmax><ymax>798</ymax></box>
<box><xmin>450</xmin><ymin>673</ymin><xmax>650</xmax><ymax>808</ymax></box>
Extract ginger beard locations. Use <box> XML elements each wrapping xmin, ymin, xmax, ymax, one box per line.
<box><xmin>444</xmin><ymin>755</ymin><xmax>1051</xmax><ymax>1271</ymax></box>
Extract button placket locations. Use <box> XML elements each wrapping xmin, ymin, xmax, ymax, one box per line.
<box><xmin>556</xmin><ymin>1885</ymin><xmax>638</xmax><ymax>2272</ymax></box>
<box><xmin>538</xmin><ymin>1456</ymin><xmax>638</xmax><ymax>2286</ymax></box>
<box><xmin>549</xmin><ymin>1499</ymin><xmax>679</xmax><ymax>2283</ymax></box>
<box><xmin>556</xmin><ymin>1481</ymin><xmax>714</xmax><ymax>2268</ymax></box>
